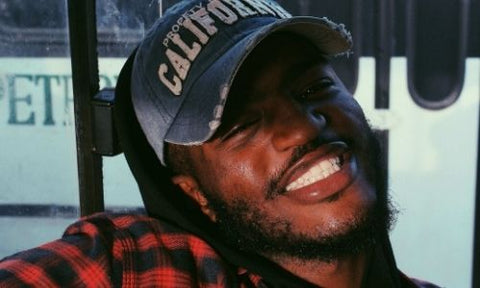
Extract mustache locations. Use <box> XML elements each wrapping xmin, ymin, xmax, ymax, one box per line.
<box><xmin>265</xmin><ymin>138</ymin><xmax>324</xmax><ymax>199</ymax></box>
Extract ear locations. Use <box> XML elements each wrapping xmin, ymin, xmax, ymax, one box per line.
<box><xmin>171</xmin><ymin>175</ymin><xmax>217</xmax><ymax>222</ymax></box>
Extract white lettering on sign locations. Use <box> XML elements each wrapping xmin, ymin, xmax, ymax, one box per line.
<box><xmin>158</xmin><ymin>0</ymin><xmax>291</xmax><ymax>96</ymax></box>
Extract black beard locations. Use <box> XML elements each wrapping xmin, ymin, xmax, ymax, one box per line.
<box><xmin>205</xmin><ymin>192</ymin><xmax>393</xmax><ymax>262</ymax></box>
<box><xmin>202</xmin><ymin>129</ymin><xmax>395</xmax><ymax>262</ymax></box>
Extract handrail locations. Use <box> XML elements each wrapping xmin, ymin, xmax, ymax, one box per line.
<box><xmin>67</xmin><ymin>0</ymin><xmax>104</xmax><ymax>216</ymax></box>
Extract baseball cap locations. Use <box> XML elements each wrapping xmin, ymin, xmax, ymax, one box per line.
<box><xmin>127</xmin><ymin>0</ymin><xmax>352</xmax><ymax>165</ymax></box>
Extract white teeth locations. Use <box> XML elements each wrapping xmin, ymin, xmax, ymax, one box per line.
<box><xmin>286</xmin><ymin>156</ymin><xmax>342</xmax><ymax>191</ymax></box>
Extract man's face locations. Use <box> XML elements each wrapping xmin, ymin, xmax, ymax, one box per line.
<box><xmin>184</xmin><ymin>33</ymin><xmax>390</xmax><ymax>261</ymax></box>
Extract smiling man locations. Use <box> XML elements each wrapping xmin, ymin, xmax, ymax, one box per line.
<box><xmin>161</xmin><ymin>30</ymin><xmax>395</xmax><ymax>287</ymax></box>
<box><xmin>0</xmin><ymin>0</ymin><xmax>438</xmax><ymax>287</ymax></box>
<box><xmin>166</xmin><ymin>34</ymin><xmax>386</xmax><ymax>287</ymax></box>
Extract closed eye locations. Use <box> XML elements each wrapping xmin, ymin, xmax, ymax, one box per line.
<box><xmin>221</xmin><ymin>118</ymin><xmax>260</xmax><ymax>141</ymax></box>
<box><xmin>297</xmin><ymin>77</ymin><xmax>335</xmax><ymax>101</ymax></box>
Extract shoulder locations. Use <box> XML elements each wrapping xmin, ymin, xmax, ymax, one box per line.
<box><xmin>68</xmin><ymin>212</ymin><xmax>224</xmax><ymax>259</ymax></box>
<box><xmin>63</xmin><ymin>212</ymin><xmax>178</xmax><ymax>239</ymax></box>
<box><xmin>0</xmin><ymin>213</ymin><xmax>126</xmax><ymax>286</ymax></box>
<box><xmin>0</xmin><ymin>213</ymin><xmax>237</xmax><ymax>287</ymax></box>
<box><xmin>72</xmin><ymin>212</ymin><xmax>226</xmax><ymax>260</ymax></box>
<box><xmin>71</xmin><ymin>213</ymin><xmax>238</xmax><ymax>286</ymax></box>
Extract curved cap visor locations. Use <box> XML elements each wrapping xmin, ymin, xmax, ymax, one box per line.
<box><xmin>132</xmin><ymin>16</ymin><xmax>351</xmax><ymax>165</ymax></box>
<box><xmin>165</xmin><ymin>17</ymin><xmax>351</xmax><ymax>143</ymax></box>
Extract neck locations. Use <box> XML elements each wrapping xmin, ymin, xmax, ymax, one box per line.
<box><xmin>268</xmin><ymin>251</ymin><xmax>369</xmax><ymax>288</ymax></box>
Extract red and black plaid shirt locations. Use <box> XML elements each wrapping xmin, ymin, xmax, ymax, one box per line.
<box><xmin>0</xmin><ymin>213</ymin><xmax>439</xmax><ymax>287</ymax></box>
<box><xmin>0</xmin><ymin>213</ymin><xmax>266</xmax><ymax>287</ymax></box>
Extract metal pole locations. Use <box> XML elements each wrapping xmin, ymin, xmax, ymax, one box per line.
<box><xmin>67</xmin><ymin>0</ymin><xmax>104</xmax><ymax>216</ymax></box>
<box><xmin>374</xmin><ymin>0</ymin><xmax>393</xmax><ymax>183</ymax></box>
<box><xmin>374</xmin><ymin>0</ymin><xmax>393</xmax><ymax>110</ymax></box>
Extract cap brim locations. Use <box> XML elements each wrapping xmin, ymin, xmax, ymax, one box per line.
<box><xmin>164</xmin><ymin>16</ymin><xmax>352</xmax><ymax>145</ymax></box>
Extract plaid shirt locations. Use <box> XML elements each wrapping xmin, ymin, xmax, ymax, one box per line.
<box><xmin>0</xmin><ymin>213</ymin><xmax>265</xmax><ymax>287</ymax></box>
<box><xmin>0</xmin><ymin>213</ymin><xmax>438</xmax><ymax>288</ymax></box>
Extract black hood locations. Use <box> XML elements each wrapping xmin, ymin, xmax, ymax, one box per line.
<box><xmin>114</xmin><ymin>51</ymin><xmax>405</xmax><ymax>288</ymax></box>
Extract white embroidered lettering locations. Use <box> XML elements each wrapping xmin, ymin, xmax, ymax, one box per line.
<box><xmin>167</xmin><ymin>31</ymin><xmax>176</xmax><ymax>41</ymax></box>
<box><xmin>158</xmin><ymin>64</ymin><xmax>182</xmax><ymax>96</ymax></box>
<box><xmin>165</xmin><ymin>48</ymin><xmax>191</xmax><ymax>80</ymax></box>
<box><xmin>176</xmin><ymin>16</ymin><xmax>185</xmax><ymax>27</ymax></box>
<box><xmin>207</xmin><ymin>0</ymin><xmax>239</xmax><ymax>24</ymax></box>
<box><xmin>262</xmin><ymin>0</ymin><xmax>291</xmax><ymax>18</ymax></box>
<box><xmin>158</xmin><ymin>0</ymin><xmax>292</xmax><ymax>96</ymax></box>
<box><xmin>163</xmin><ymin>31</ymin><xmax>175</xmax><ymax>48</ymax></box>
<box><xmin>183</xmin><ymin>18</ymin><xmax>210</xmax><ymax>44</ymax></box>
<box><xmin>171</xmin><ymin>33</ymin><xmax>202</xmax><ymax>61</ymax></box>
<box><xmin>172</xmin><ymin>24</ymin><xmax>181</xmax><ymax>33</ymax></box>
<box><xmin>242</xmin><ymin>0</ymin><xmax>275</xmax><ymax>16</ymax></box>
<box><xmin>222</xmin><ymin>0</ymin><xmax>258</xmax><ymax>17</ymax></box>
<box><xmin>190</xmin><ymin>7</ymin><xmax>219</xmax><ymax>36</ymax></box>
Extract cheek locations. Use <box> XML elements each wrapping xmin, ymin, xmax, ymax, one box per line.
<box><xmin>321</xmin><ymin>98</ymin><xmax>360</xmax><ymax>128</ymax></box>
<box><xmin>233</xmin><ymin>157</ymin><xmax>272</xmax><ymax>197</ymax></box>
<box><xmin>329</xmin><ymin>103</ymin><xmax>372</xmax><ymax>149</ymax></box>
<box><xmin>337</xmin><ymin>103</ymin><xmax>367</xmax><ymax>128</ymax></box>
<box><xmin>201</xmin><ymin>151</ymin><xmax>269</xmax><ymax>201</ymax></box>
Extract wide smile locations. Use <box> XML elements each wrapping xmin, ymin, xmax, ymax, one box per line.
<box><xmin>280</xmin><ymin>142</ymin><xmax>358</xmax><ymax>204</ymax></box>
<box><xmin>286</xmin><ymin>155</ymin><xmax>343</xmax><ymax>191</ymax></box>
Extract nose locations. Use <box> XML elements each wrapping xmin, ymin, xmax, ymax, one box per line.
<box><xmin>271</xmin><ymin>101</ymin><xmax>326</xmax><ymax>152</ymax></box>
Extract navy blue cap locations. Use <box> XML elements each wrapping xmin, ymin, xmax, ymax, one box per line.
<box><xmin>130</xmin><ymin>0</ymin><xmax>352</xmax><ymax>165</ymax></box>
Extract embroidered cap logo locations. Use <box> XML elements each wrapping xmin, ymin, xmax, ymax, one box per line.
<box><xmin>158</xmin><ymin>0</ymin><xmax>290</xmax><ymax>96</ymax></box>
